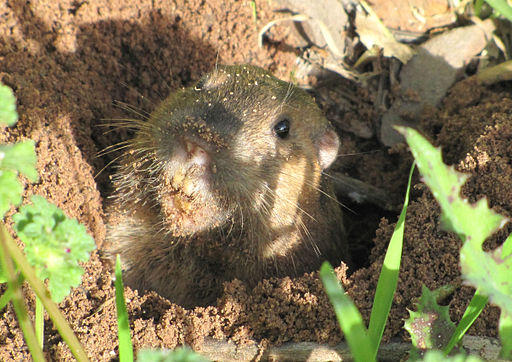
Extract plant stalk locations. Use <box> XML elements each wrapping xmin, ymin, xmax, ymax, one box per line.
<box><xmin>0</xmin><ymin>286</ymin><xmax>13</xmax><ymax>312</ymax></box>
<box><xmin>115</xmin><ymin>255</ymin><xmax>133</xmax><ymax>362</ymax></box>
<box><xmin>443</xmin><ymin>290</ymin><xmax>488</xmax><ymax>354</ymax></box>
<box><xmin>0</xmin><ymin>225</ymin><xmax>45</xmax><ymax>361</ymax></box>
<box><xmin>35</xmin><ymin>297</ymin><xmax>44</xmax><ymax>348</ymax></box>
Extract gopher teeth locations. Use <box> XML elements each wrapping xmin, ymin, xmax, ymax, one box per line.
<box><xmin>171</xmin><ymin>169</ymin><xmax>186</xmax><ymax>189</ymax></box>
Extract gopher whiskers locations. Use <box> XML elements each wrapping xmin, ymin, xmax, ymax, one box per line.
<box><xmin>95</xmin><ymin>153</ymin><xmax>126</xmax><ymax>179</ymax></box>
<box><xmin>97</xmin><ymin>118</ymin><xmax>152</xmax><ymax>132</ymax></box>
<box><xmin>112</xmin><ymin>100</ymin><xmax>152</xmax><ymax>120</ymax></box>
<box><xmin>277</xmin><ymin>168</ymin><xmax>353</xmax><ymax>213</ymax></box>
<box><xmin>261</xmin><ymin>183</ymin><xmax>317</xmax><ymax>223</ymax></box>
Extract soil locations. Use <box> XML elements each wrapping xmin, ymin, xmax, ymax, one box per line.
<box><xmin>0</xmin><ymin>0</ymin><xmax>510</xmax><ymax>361</ymax></box>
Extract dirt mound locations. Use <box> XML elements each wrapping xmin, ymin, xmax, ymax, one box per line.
<box><xmin>0</xmin><ymin>1</ymin><xmax>510</xmax><ymax>360</ymax></box>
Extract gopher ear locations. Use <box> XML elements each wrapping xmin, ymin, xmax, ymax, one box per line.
<box><xmin>317</xmin><ymin>129</ymin><xmax>340</xmax><ymax>170</ymax></box>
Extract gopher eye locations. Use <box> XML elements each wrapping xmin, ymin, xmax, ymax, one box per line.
<box><xmin>273</xmin><ymin>118</ymin><xmax>290</xmax><ymax>139</ymax></box>
<box><xmin>194</xmin><ymin>77</ymin><xmax>206</xmax><ymax>91</ymax></box>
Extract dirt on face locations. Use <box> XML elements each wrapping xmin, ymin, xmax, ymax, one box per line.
<box><xmin>0</xmin><ymin>0</ymin><xmax>510</xmax><ymax>360</ymax></box>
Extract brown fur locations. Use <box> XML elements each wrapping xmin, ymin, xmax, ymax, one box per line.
<box><xmin>107</xmin><ymin>65</ymin><xmax>348</xmax><ymax>308</ymax></box>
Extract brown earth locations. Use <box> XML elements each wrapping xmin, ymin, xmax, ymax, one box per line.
<box><xmin>0</xmin><ymin>0</ymin><xmax>510</xmax><ymax>360</ymax></box>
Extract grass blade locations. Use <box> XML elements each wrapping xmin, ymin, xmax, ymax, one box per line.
<box><xmin>35</xmin><ymin>297</ymin><xmax>44</xmax><ymax>348</ymax></box>
<box><xmin>0</xmin><ymin>285</ymin><xmax>13</xmax><ymax>311</ymax></box>
<box><xmin>367</xmin><ymin>162</ymin><xmax>414</xmax><ymax>359</ymax></box>
<box><xmin>137</xmin><ymin>347</ymin><xmax>210</xmax><ymax>362</ymax></box>
<box><xmin>499</xmin><ymin>310</ymin><xmax>512</xmax><ymax>358</ymax></box>
<box><xmin>484</xmin><ymin>0</ymin><xmax>512</xmax><ymax>22</ymax></box>
<box><xmin>444</xmin><ymin>291</ymin><xmax>488</xmax><ymax>354</ymax></box>
<box><xmin>320</xmin><ymin>262</ymin><xmax>374</xmax><ymax>362</ymax></box>
<box><xmin>115</xmin><ymin>255</ymin><xmax>133</xmax><ymax>362</ymax></box>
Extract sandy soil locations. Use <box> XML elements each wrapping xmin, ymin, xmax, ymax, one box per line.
<box><xmin>0</xmin><ymin>0</ymin><xmax>510</xmax><ymax>360</ymax></box>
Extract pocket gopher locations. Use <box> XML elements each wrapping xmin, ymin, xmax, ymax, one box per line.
<box><xmin>107</xmin><ymin>64</ymin><xmax>348</xmax><ymax>307</ymax></box>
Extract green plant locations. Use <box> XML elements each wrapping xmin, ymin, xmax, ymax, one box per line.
<box><xmin>0</xmin><ymin>225</ymin><xmax>90</xmax><ymax>361</ymax></box>
<box><xmin>322</xmin><ymin>127</ymin><xmax>512</xmax><ymax>361</ymax></box>
<box><xmin>114</xmin><ymin>255</ymin><xmax>210</xmax><ymax>362</ymax></box>
<box><xmin>13</xmin><ymin>196</ymin><xmax>95</xmax><ymax>347</ymax></box>
<box><xmin>419</xmin><ymin>350</ymin><xmax>482</xmax><ymax>362</ymax></box>
<box><xmin>0</xmin><ymin>83</ymin><xmax>94</xmax><ymax>361</ymax></box>
<box><xmin>474</xmin><ymin>0</ymin><xmax>512</xmax><ymax>22</ymax></box>
<box><xmin>0</xmin><ymin>84</ymin><xmax>38</xmax><ymax>220</ymax></box>
<box><xmin>404</xmin><ymin>285</ymin><xmax>457</xmax><ymax>358</ymax></box>
<box><xmin>319</xmin><ymin>161</ymin><xmax>415</xmax><ymax>362</ymax></box>
<box><xmin>398</xmin><ymin>127</ymin><xmax>512</xmax><ymax>359</ymax></box>
<box><xmin>115</xmin><ymin>254</ymin><xmax>134</xmax><ymax>362</ymax></box>
<box><xmin>136</xmin><ymin>348</ymin><xmax>209</xmax><ymax>362</ymax></box>
<box><xmin>0</xmin><ymin>83</ymin><xmax>18</xmax><ymax>127</ymax></box>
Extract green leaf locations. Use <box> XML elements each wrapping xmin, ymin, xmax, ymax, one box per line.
<box><xmin>484</xmin><ymin>0</ymin><xmax>512</xmax><ymax>23</ymax></box>
<box><xmin>367</xmin><ymin>162</ymin><xmax>414</xmax><ymax>358</ymax></box>
<box><xmin>2</xmin><ymin>224</ymin><xmax>89</xmax><ymax>361</ymax></box>
<box><xmin>420</xmin><ymin>350</ymin><xmax>482</xmax><ymax>362</ymax></box>
<box><xmin>461</xmin><ymin>241</ymin><xmax>512</xmax><ymax>356</ymax></box>
<box><xmin>397</xmin><ymin>128</ymin><xmax>507</xmax><ymax>244</ymax></box>
<box><xmin>444</xmin><ymin>290</ymin><xmax>488</xmax><ymax>354</ymax></box>
<box><xmin>0</xmin><ymin>285</ymin><xmax>13</xmax><ymax>310</ymax></box>
<box><xmin>0</xmin><ymin>83</ymin><xmax>18</xmax><ymax>127</ymax></box>
<box><xmin>136</xmin><ymin>347</ymin><xmax>210</xmax><ymax>362</ymax></box>
<box><xmin>398</xmin><ymin>127</ymin><xmax>512</xmax><ymax>358</ymax></box>
<box><xmin>13</xmin><ymin>195</ymin><xmax>95</xmax><ymax>302</ymax></box>
<box><xmin>0</xmin><ymin>141</ymin><xmax>38</xmax><ymax>182</ymax></box>
<box><xmin>0</xmin><ymin>170</ymin><xmax>23</xmax><ymax>219</ymax></box>
<box><xmin>498</xmin><ymin>309</ymin><xmax>512</xmax><ymax>359</ymax></box>
<box><xmin>404</xmin><ymin>285</ymin><xmax>456</xmax><ymax>355</ymax></box>
<box><xmin>0</xmin><ymin>141</ymin><xmax>38</xmax><ymax>221</ymax></box>
<box><xmin>115</xmin><ymin>255</ymin><xmax>133</xmax><ymax>362</ymax></box>
<box><xmin>320</xmin><ymin>262</ymin><xmax>374</xmax><ymax>362</ymax></box>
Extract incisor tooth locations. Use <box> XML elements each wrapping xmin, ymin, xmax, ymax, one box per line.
<box><xmin>182</xmin><ymin>178</ymin><xmax>195</xmax><ymax>195</ymax></box>
<box><xmin>172</xmin><ymin>169</ymin><xmax>186</xmax><ymax>188</ymax></box>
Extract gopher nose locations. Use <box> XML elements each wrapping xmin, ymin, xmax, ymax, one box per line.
<box><xmin>185</xmin><ymin>140</ymin><xmax>210</xmax><ymax>167</ymax></box>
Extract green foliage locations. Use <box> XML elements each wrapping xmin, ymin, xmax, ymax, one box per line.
<box><xmin>404</xmin><ymin>285</ymin><xmax>456</xmax><ymax>356</ymax></box>
<box><xmin>483</xmin><ymin>0</ymin><xmax>512</xmax><ymax>22</ymax></box>
<box><xmin>444</xmin><ymin>291</ymin><xmax>488</xmax><ymax>354</ymax></box>
<box><xmin>0</xmin><ymin>141</ymin><xmax>38</xmax><ymax>219</ymax></box>
<box><xmin>137</xmin><ymin>347</ymin><xmax>210</xmax><ymax>362</ymax></box>
<box><xmin>0</xmin><ymin>142</ymin><xmax>38</xmax><ymax>183</ymax></box>
<box><xmin>0</xmin><ymin>83</ymin><xmax>38</xmax><ymax>281</ymax></box>
<box><xmin>420</xmin><ymin>350</ymin><xmax>482</xmax><ymax>362</ymax></box>
<box><xmin>115</xmin><ymin>255</ymin><xmax>134</xmax><ymax>362</ymax></box>
<box><xmin>0</xmin><ymin>83</ymin><xmax>18</xmax><ymax>126</ymax></box>
<box><xmin>0</xmin><ymin>83</ymin><xmax>38</xmax><ymax>220</ymax></box>
<box><xmin>0</xmin><ymin>169</ymin><xmax>22</xmax><ymax>221</ymax></box>
<box><xmin>12</xmin><ymin>195</ymin><xmax>95</xmax><ymax>302</ymax></box>
<box><xmin>319</xmin><ymin>163</ymin><xmax>414</xmax><ymax>362</ymax></box>
<box><xmin>320</xmin><ymin>262</ymin><xmax>374</xmax><ymax>362</ymax></box>
<box><xmin>0</xmin><ymin>142</ymin><xmax>38</xmax><ymax>218</ymax></box>
<box><xmin>0</xmin><ymin>84</ymin><xmax>91</xmax><ymax>360</ymax></box>
<box><xmin>116</xmin><ymin>256</ymin><xmax>209</xmax><ymax>362</ymax></box>
<box><xmin>367</xmin><ymin>163</ymin><xmax>414</xmax><ymax>359</ymax></box>
<box><xmin>0</xmin><ymin>84</ymin><xmax>38</xmax><ymax>282</ymax></box>
<box><xmin>398</xmin><ymin>127</ymin><xmax>512</xmax><ymax>358</ymax></box>
<box><xmin>0</xmin><ymin>223</ymin><xmax>89</xmax><ymax>361</ymax></box>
